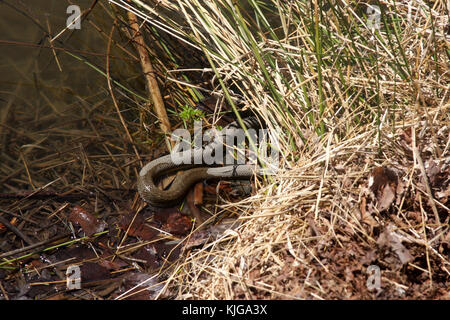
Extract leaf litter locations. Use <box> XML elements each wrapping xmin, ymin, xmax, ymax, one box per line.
<box><xmin>0</xmin><ymin>0</ymin><xmax>449</xmax><ymax>301</ymax></box>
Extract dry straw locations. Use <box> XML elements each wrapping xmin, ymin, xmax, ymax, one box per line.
<box><xmin>123</xmin><ymin>0</ymin><xmax>448</xmax><ymax>299</ymax></box>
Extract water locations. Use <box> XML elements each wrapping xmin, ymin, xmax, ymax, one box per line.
<box><xmin>0</xmin><ymin>0</ymin><xmax>142</xmax><ymax>191</ymax></box>
<box><xmin>0</xmin><ymin>0</ymin><xmax>115</xmax><ymax>108</ymax></box>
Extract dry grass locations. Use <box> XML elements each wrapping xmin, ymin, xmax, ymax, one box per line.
<box><xmin>124</xmin><ymin>0</ymin><xmax>449</xmax><ymax>299</ymax></box>
<box><xmin>168</xmin><ymin>117</ymin><xmax>449</xmax><ymax>299</ymax></box>
<box><xmin>1</xmin><ymin>0</ymin><xmax>448</xmax><ymax>300</ymax></box>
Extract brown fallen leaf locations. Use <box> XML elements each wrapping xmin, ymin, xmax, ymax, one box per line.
<box><xmin>187</xmin><ymin>188</ymin><xmax>205</xmax><ymax>225</ymax></box>
<box><xmin>183</xmin><ymin>219</ymin><xmax>241</xmax><ymax>250</ymax></box>
<box><xmin>368</xmin><ymin>166</ymin><xmax>399</xmax><ymax>212</ymax></box>
<box><xmin>193</xmin><ymin>182</ymin><xmax>204</xmax><ymax>206</ymax></box>
<box><xmin>164</xmin><ymin>212</ymin><xmax>192</xmax><ymax>235</ymax></box>
<box><xmin>378</xmin><ymin>183</ymin><xmax>396</xmax><ymax>212</ymax></box>
<box><xmin>377</xmin><ymin>224</ymin><xmax>413</xmax><ymax>265</ymax></box>
<box><xmin>133</xmin><ymin>245</ymin><xmax>160</xmax><ymax>270</ymax></box>
<box><xmin>117</xmin><ymin>272</ymin><xmax>165</xmax><ymax>300</ymax></box>
<box><xmin>395</xmin><ymin>179</ymin><xmax>406</xmax><ymax>205</ymax></box>
<box><xmin>401</xmin><ymin>128</ymin><xmax>412</xmax><ymax>145</ymax></box>
<box><xmin>97</xmin><ymin>255</ymin><xmax>128</xmax><ymax>271</ymax></box>
<box><xmin>154</xmin><ymin>241</ymin><xmax>181</xmax><ymax>263</ymax></box>
<box><xmin>133</xmin><ymin>241</ymin><xmax>181</xmax><ymax>270</ymax></box>
<box><xmin>153</xmin><ymin>207</ymin><xmax>182</xmax><ymax>224</ymax></box>
<box><xmin>183</xmin><ymin>229</ymin><xmax>211</xmax><ymax>250</ymax></box>
<box><xmin>360</xmin><ymin>195</ymin><xmax>379</xmax><ymax>228</ymax></box>
<box><xmin>69</xmin><ymin>205</ymin><xmax>106</xmax><ymax>236</ymax></box>
<box><xmin>359</xmin><ymin>195</ymin><xmax>366</xmax><ymax>217</ymax></box>
<box><xmin>47</xmin><ymin>246</ymin><xmax>97</xmax><ymax>264</ymax></box>
<box><xmin>79</xmin><ymin>262</ymin><xmax>111</xmax><ymax>285</ymax></box>
<box><xmin>425</xmin><ymin>160</ymin><xmax>441</xmax><ymax>186</ymax></box>
<box><xmin>435</xmin><ymin>186</ymin><xmax>450</xmax><ymax>201</ymax></box>
<box><xmin>119</xmin><ymin>213</ymin><xmax>158</xmax><ymax>241</ymax></box>
<box><xmin>441</xmin><ymin>229</ymin><xmax>450</xmax><ymax>248</ymax></box>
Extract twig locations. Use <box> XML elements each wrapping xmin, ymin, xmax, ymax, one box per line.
<box><xmin>51</xmin><ymin>0</ymin><xmax>99</xmax><ymax>42</ymax></box>
<box><xmin>0</xmin><ymin>214</ymin><xmax>34</xmax><ymax>246</ymax></box>
<box><xmin>411</xmin><ymin>126</ymin><xmax>441</xmax><ymax>226</ymax></box>
<box><xmin>0</xmin><ymin>232</ymin><xmax>72</xmax><ymax>260</ymax></box>
<box><xmin>0</xmin><ymin>208</ymin><xmax>39</xmax><ymax>225</ymax></box>
<box><xmin>0</xmin><ymin>281</ymin><xmax>9</xmax><ymax>300</ymax></box>
<box><xmin>0</xmin><ymin>191</ymin><xmax>86</xmax><ymax>200</ymax></box>
<box><xmin>106</xmin><ymin>24</ymin><xmax>142</xmax><ymax>166</ymax></box>
<box><xmin>126</xmin><ymin>11</ymin><xmax>172</xmax><ymax>149</ymax></box>
<box><xmin>0</xmin><ymin>39</ymin><xmax>135</xmax><ymax>60</ymax></box>
<box><xmin>45</xmin><ymin>16</ymin><xmax>62</xmax><ymax>72</ymax></box>
<box><xmin>418</xmin><ymin>194</ymin><xmax>433</xmax><ymax>289</ymax></box>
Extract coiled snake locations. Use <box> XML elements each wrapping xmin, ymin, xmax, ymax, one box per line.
<box><xmin>137</xmin><ymin>116</ymin><xmax>263</xmax><ymax>207</ymax></box>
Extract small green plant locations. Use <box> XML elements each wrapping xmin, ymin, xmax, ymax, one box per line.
<box><xmin>179</xmin><ymin>104</ymin><xmax>205</xmax><ymax>123</ymax></box>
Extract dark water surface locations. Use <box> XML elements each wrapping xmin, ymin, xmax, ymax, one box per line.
<box><xmin>0</xmin><ymin>0</ymin><xmax>143</xmax><ymax>192</ymax></box>
<box><xmin>0</xmin><ymin>0</ymin><xmax>118</xmax><ymax>107</ymax></box>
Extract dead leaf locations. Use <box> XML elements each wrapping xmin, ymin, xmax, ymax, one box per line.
<box><xmin>425</xmin><ymin>160</ymin><xmax>441</xmax><ymax>186</ymax></box>
<box><xmin>406</xmin><ymin>211</ymin><xmax>422</xmax><ymax>224</ymax></box>
<box><xmin>133</xmin><ymin>242</ymin><xmax>181</xmax><ymax>269</ymax></box>
<box><xmin>97</xmin><ymin>255</ymin><xmax>128</xmax><ymax>271</ymax></box>
<box><xmin>153</xmin><ymin>208</ymin><xmax>182</xmax><ymax>224</ymax></box>
<box><xmin>435</xmin><ymin>186</ymin><xmax>450</xmax><ymax>200</ymax></box>
<box><xmin>377</xmin><ymin>224</ymin><xmax>413</xmax><ymax>265</ymax></box>
<box><xmin>133</xmin><ymin>245</ymin><xmax>160</xmax><ymax>270</ymax></box>
<box><xmin>183</xmin><ymin>230</ymin><xmax>211</xmax><ymax>250</ymax></box>
<box><xmin>334</xmin><ymin>163</ymin><xmax>346</xmax><ymax>173</ymax></box>
<box><xmin>47</xmin><ymin>246</ymin><xmax>97</xmax><ymax>264</ymax></box>
<box><xmin>119</xmin><ymin>213</ymin><xmax>158</xmax><ymax>241</ymax></box>
<box><xmin>442</xmin><ymin>229</ymin><xmax>450</xmax><ymax>247</ymax></box>
<box><xmin>369</xmin><ymin>167</ymin><xmax>397</xmax><ymax>191</ymax></box>
<box><xmin>154</xmin><ymin>241</ymin><xmax>181</xmax><ymax>263</ymax></box>
<box><xmin>118</xmin><ymin>272</ymin><xmax>165</xmax><ymax>300</ymax></box>
<box><xmin>378</xmin><ymin>183</ymin><xmax>396</xmax><ymax>212</ymax></box>
<box><xmin>360</xmin><ymin>195</ymin><xmax>366</xmax><ymax>217</ymax></box>
<box><xmin>395</xmin><ymin>180</ymin><xmax>406</xmax><ymax>205</ymax></box>
<box><xmin>401</xmin><ymin>128</ymin><xmax>412</xmax><ymax>144</ymax></box>
<box><xmin>79</xmin><ymin>262</ymin><xmax>110</xmax><ymax>285</ymax></box>
<box><xmin>187</xmin><ymin>188</ymin><xmax>205</xmax><ymax>225</ymax></box>
<box><xmin>183</xmin><ymin>219</ymin><xmax>241</xmax><ymax>250</ymax></box>
<box><xmin>361</xmin><ymin>249</ymin><xmax>377</xmax><ymax>265</ymax></box>
<box><xmin>368</xmin><ymin>166</ymin><xmax>399</xmax><ymax>212</ymax></box>
<box><xmin>360</xmin><ymin>195</ymin><xmax>378</xmax><ymax>227</ymax></box>
<box><xmin>164</xmin><ymin>212</ymin><xmax>192</xmax><ymax>235</ymax></box>
<box><xmin>193</xmin><ymin>182</ymin><xmax>204</xmax><ymax>206</ymax></box>
<box><xmin>69</xmin><ymin>206</ymin><xmax>106</xmax><ymax>236</ymax></box>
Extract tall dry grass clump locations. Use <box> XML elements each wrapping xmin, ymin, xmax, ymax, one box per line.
<box><xmin>119</xmin><ymin>0</ymin><xmax>448</xmax><ymax>299</ymax></box>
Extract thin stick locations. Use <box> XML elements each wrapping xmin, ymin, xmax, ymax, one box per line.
<box><xmin>0</xmin><ymin>233</ymin><xmax>72</xmax><ymax>260</ymax></box>
<box><xmin>45</xmin><ymin>16</ymin><xmax>62</xmax><ymax>72</ymax></box>
<box><xmin>0</xmin><ymin>281</ymin><xmax>8</xmax><ymax>300</ymax></box>
<box><xmin>106</xmin><ymin>24</ymin><xmax>142</xmax><ymax>166</ymax></box>
<box><xmin>418</xmin><ymin>194</ymin><xmax>433</xmax><ymax>289</ymax></box>
<box><xmin>0</xmin><ymin>215</ymin><xmax>34</xmax><ymax>246</ymax></box>
<box><xmin>127</xmin><ymin>11</ymin><xmax>172</xmax><ymax>149</ymax></box>
<box><xmin>411</xmin><ymin>127</ymin><xmax>441</xmax><ymax>226</ymax></box>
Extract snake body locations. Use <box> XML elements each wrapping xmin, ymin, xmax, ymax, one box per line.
<box><xmin>137</xmin><ymin>116</ymin><xmax>261</xmax><ymax>207</ymax></box>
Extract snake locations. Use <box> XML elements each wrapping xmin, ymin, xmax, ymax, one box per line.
<box><xmin>137</xmin><ymin>116</ymin><xmax>262</xmax><ymax>207</ymax></box>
